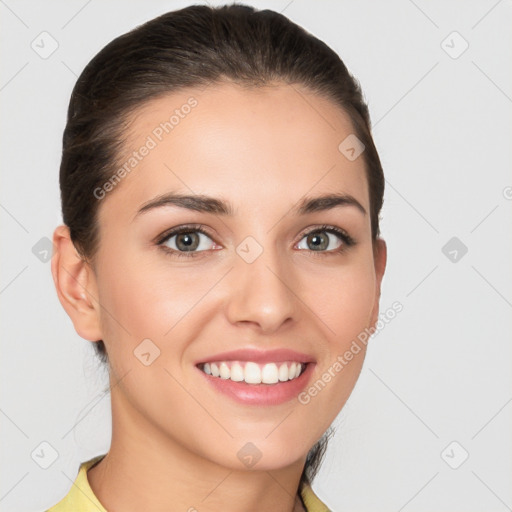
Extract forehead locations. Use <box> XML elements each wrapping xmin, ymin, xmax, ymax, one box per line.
<box><xmin>99</xmin><ymin>81</ymin><xmax>369</xmax><ymax>222</ymax></box>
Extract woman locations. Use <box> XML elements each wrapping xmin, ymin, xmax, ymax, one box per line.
<box><xmin>48</xmin><ymin>3</ymin><xmax>386</xmax><ymax>511</ymax></box>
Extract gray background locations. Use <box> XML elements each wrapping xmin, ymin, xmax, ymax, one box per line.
<box><xmin>1</xmin><ymin>0</ymin><xmax>511</xmax><ymax>510</ymax></box>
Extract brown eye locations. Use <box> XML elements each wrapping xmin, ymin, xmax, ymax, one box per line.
<box><xmin>174</xmin><ymin>232</ymin><xmax>200</xmax><ymax>252</ymax></box>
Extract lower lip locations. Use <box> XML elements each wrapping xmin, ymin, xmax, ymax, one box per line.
<box><xmin>197</xmin><ymin>363</ymin><xmax>315</xmax><ymax>406</ymax></box>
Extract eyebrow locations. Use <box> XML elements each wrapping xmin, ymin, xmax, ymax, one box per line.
<box><xmin>134</xmin><ymin>191</ymin><xmax>367</xmax><ymax>219</ymax></box>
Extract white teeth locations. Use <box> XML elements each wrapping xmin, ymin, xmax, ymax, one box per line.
<box><xmin>200</xmin><ymin>360</ymin><xmax>305</xmax><ymax>384</ymax></box>
<box><xmin>261</xmin><ymin>363</ymin><xmax>279</xmax><ymax>384</ymax></box>
<box><xmin>210</xmin><ymin>363</ymin><xmax>220</xmax><ymax>377</ymax></box>
<box><xmin>219</xmin><ymin>362</ymin><xmax>230</xmax><ymax>379</ymax></box>
<box><xmin>244</xmin><ymin>362</ymin><xmax>262</xmax><ymax>384</ymax></box>
<box><xmin>230</xmin><ymin>362</ymin><xmax>244</xmax><ymax>382</ymax></box>
<box><xmin>278</xmin><ymin>363</ymin><xmax>289</xmax><ymax>382</ymax></box>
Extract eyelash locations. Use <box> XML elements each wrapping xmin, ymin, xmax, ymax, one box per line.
<box><xmin>156</xmin><ymin>223</ymin><xmax>356</xmax><ymax>259</ymax></box>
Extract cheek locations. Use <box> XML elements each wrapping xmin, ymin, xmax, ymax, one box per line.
<box><xmin>304</xmin><ymin>256</ymin><xmax>377</xmax><ymax>349</ymax></box>
<box><xmin>96</xmin><ymin>244</ymin><xmax>173</xmax><ymax>330</ymax></box>
<box><xmin>94</xmin><ymin>248</ymin><xmax>222</xmax><ymax>363</ymax></box>
<box><xmin>296</xmin><ymin>256</ymin><xmax>376</xmax><ymax>415</ymax></box>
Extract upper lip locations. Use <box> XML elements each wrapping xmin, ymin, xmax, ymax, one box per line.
<box><xmin>196</xmin><ymin>348</ymin><xmax>316</xmax><ymax>365</ymax></box>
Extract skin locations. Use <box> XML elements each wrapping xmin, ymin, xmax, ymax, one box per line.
<box><xmin>52</xmin><ymin>82</ymin><xmax>386</xmax><ymax>512</ymax></box>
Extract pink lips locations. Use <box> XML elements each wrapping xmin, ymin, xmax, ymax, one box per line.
<box><xmin>195</xmin><ymin>348</ymin><xmax>316</xmax><ymax>406</ymax></box>
<box><xmin>196</xmin><ymin>348</ymin><xmax>315</xmax><ymax>365</ymax></box>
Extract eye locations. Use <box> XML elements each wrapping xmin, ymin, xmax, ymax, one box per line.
<box><xmin>156</xmin><ymin>223</ymin><xmax>355</xmax><ymax>259</ymax></box>
<box><xmin>157</xmin><ymin>225</ymin><xmax>219</xmax><ymax>258</ymax></box>
<box><xmin>296</xmin><ymin>225</ymin><xmax>355</xmax><ymax>253</ymax></box>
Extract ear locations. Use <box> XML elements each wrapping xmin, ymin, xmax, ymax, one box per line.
<box><xmin>51</xmin><ymin>225</ymin><xmax>103</xmax><ymax>342</ymax></box>
<box><xmin>368</xmin><ymin>238</ymin><xmax>387</xmax><ymax>328</ymax></box>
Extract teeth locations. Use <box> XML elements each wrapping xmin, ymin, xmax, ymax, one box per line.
<box><xmin>230</xmin><ymin>362</ymin><xmax>244</xmax><ymax>382</ymax></box>
<box><xmin>219</xmin><ymin>362</ymin><xmax>230</xmax><ymax>379</ymax></box>
<box><xmin>261</xmin><ymin>363</ymin><xmax>279</xmax><ymax>384</ymax></box>
<box><xmin>245</xmin><ymin>362</ymin><xmax>261</xmax><ymax>384</ymax></box>
<box><xmin>210</xmin><ymin>363</ymin><xmax>220</xmax><ymax>377</ymax></box>
<box><xmin>278</xmin><ymin>363</ymin><xmax>289</xmax><ymax>382</ymax></box>
<box><xmin>200</xmin><ymin>360</ymin><xmax>306</xmax><ymax>384</ymax></box>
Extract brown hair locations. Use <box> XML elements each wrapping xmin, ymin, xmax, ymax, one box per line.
<box><xmin>59</xmin><ymin>2</ymin><xmax>384</xmax><ymax>490</ymax></box>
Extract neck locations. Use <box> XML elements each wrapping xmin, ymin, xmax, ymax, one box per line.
<box><xmin>88</xmin><ymin>384</ymin><xmax>307</xmax><ymax>512</ymax></box>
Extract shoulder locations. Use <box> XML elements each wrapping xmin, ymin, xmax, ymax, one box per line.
<box><xmin>300</xmin><ymin>482</ymin><xmax>332</xmax><ymax>512</ymax></box>
<box><xmin>45</xmin><ymin>455</ymin><xmax>107</xmax><ymax>512</ymax></box>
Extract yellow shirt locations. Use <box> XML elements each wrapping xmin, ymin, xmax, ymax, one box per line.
<box><xmin>46</xmin><ymin>455</ymin><xmax>331</xmax><ymax>512</ymax></box>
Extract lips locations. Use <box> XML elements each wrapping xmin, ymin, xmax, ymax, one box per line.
<box><xmin>196</xmin><ymin>348</ymin><xmax>315</xmax><ymax>365</ymax></box>
<box><xmin>195</xmin><ymin>348</ymin><xmax>316</xmax><ymax>406</ymax></box>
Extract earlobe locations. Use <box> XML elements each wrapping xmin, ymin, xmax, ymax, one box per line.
<box><xmin>51</xmin><ymin>225</ymin><xmax>103</xmax><ymax>342</ymax></box>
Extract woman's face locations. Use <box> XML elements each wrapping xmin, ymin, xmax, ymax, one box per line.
<box><xmin>78</xmin><ymin>82</ymin><xmax>385</xmax><ymax>471</ymax></box>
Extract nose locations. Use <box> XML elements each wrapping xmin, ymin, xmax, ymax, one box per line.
<box><xmin>225</xmin><ymin>245</ymin><xmax>299</xmax><ymax>334</ymax></box>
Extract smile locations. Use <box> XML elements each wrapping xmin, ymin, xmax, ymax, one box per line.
<box><xmin>195</xmin><ymin>348</ymin><xmax>315</xmax><ymax>405</ymax></box>
<box><xmin>199</xmin><ymin>360</ymin><xmax>306</xmax><ymax>384</ymax></box>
